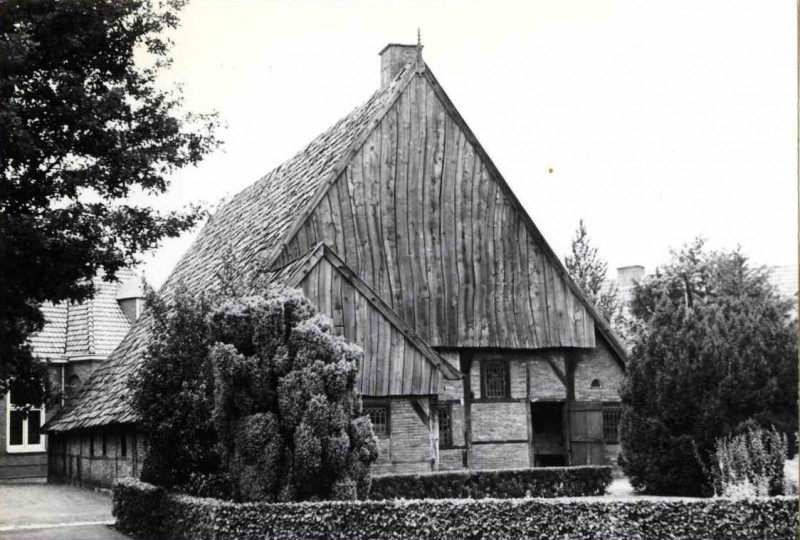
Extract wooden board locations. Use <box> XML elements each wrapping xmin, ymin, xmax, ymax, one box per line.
<box><xmin>569</xmin><ymin>401</ymin><xmax>606</xmax><ymax>465</ymax></box>
<box><xmin>276</xmin><ymin>73</ymin><xmax>596</xmax><ymax>350</ymax></box>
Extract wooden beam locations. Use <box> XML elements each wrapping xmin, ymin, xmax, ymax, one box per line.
<box><xmin>544</xmin><ymin>357</ymin><xmax>567</xmax><ymax>387</ymax></box>
<box><xmin>460</xmin><ymin>351</ymin><xmax>473</xmax><ymax>469</ymax></box>
<box><xmin>410</xmin><ymin>398</ymin><xmax>430</xmax><ymax>426</ymax></box>
<box><xmin>525</xmin><ymin>361</ymin><xmax>534</xmax><ymax>467</ymax></box>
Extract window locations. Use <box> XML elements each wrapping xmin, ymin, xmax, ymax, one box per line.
<box><xmin>603</xmin><ymin>405</ymin><xmax>622</xmax><ymax>444</ymax></box>
<box><xmin>67</xmin><ymin>375</ymin><xmax>81</xmax><ymax>399</ymax></box>
<box><xmin>365</xmin><ymin>406</ymin><xmax>389</xmax><ymax>436</ymax></box>
<box><xmin>591</xmin><ymin>379</ymin><xmax>602</xmax><ymax>388</ymax></box>
<box><xmin>5</xmin><ymin>392</ymin><xmax>45</xmax><ymax>453</ymax></box>
<box><xmin>102</xmin><ymin>433</ymin><xmax>107</xmax><ymax>457</ymax></box>
<box><xmin>120</xmin><ymin>433</ymin><xmax>127</xmax><ymax>458</ymax></box>
<box><xmin>90</xmin><ymin>434</ymin><xmax>95</xmax><ymax>457</ymax></box>
<box><xmin>481</xmin><ymin>360</ymin><xmax>509</xmax><ymax>399</ymax></box>
<box><xmin>438</xmin><ymin>404</ymin><xmax>453</xmax><ymax>448</ymax></box>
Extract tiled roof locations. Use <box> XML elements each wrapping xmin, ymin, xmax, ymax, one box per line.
<box><xmin>45</xmin><ymin>66</ymin><xmax>414</xmax><ymax>432</ymax></box>
<box><xmin>28</xmin><ymin>269</ymin><xmax>140</xmax><ymax>361</ymax></box>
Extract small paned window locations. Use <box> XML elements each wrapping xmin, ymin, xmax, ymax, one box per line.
<box><xmin>603</xmin><ymin>406</ymin><xmax>622</xmax><ymax>444</ymax></box>
<box><xmin>482</xmin><ymin>360</ymin><xmax>509</xmax><ymax>399</ymax></box>
<box><xmin>365</xmin><ymin>406</ymin><xmax>389</xmax><ymax>436</ymax></box>
<box><xmin>438</xmin><ymin>405</ymin><xmax>453</xmax><ymax>448</ymax></box>
<box><xmin>5</xmin><ymin>392</ymin><xmax>45</xmax><ymax>453</ymax></box>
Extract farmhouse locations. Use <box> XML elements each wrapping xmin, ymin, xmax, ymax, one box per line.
<box><xmin>44</xmin><ymin>43</ymin><xmax>626</xmax><ymax>486</ymax></box>
<box><xmin>1</xmin><ymin>270</ymin><xmax>143</xmax><ymax>481</ymax></box>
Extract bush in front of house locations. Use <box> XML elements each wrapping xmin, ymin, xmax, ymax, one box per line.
<box><xmin>369</xmin><ymin>466</ymin><xmax>612</xmax><ymax>499</ymax></box>
<box><xmin>707</xmin><ymin>424</ymin><xmax>788</xmax><ymax>497</ymax></box>
<box><xmin>619</xmin><ymin>240</ymin><xmax>798</xmax><ymax>496</ymax></box>
<box><xmin>209</xmin><ymin>289</ymin><xmax>378</xmax><ymax>502</ymax></box>
<box><xmin>129</xmin><ymin>284</ymin><xmax>379</xmax><ymax>502</ymax></box>
<box><xmin>113</xmin><ymin>477</ymin><xmax>799</xmax><ymax>540</ymax></box>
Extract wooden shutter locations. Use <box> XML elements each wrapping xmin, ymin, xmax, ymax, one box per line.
<box><xmin>569</xmin><ymin>401</ymin><xmax>606</xmax><ymax>465</ymax></box>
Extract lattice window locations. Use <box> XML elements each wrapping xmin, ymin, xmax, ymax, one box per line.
<box><xmin>365</xmin><ymin>406</ymin><xmax>389</xmax><ymax>436</ymax></box>
<box><xmin>438</xmin><ymin>404</ymin><xmax>453</xmax><ymax>448</ymax></box>
<box><xmin>482</xmin><ymin>360</ymin><xmax>509</xmax><ymax>399</ymax></box>
<box><xmin>603</xmin><ymin>406</ymin><xmax>622</xmax><ymax>444</ymax></box>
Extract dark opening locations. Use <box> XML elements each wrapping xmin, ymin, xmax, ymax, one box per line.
<box><xmin>102</xmin><ymin>433</ymin><xmax>107</xmax><ymax>457</ymax></box>
<box><xmin>120</xmin><ymin>433</ymin><xmax>127</xmax><ymax>458</ymax></box>
<box><xmin>89</xmin><ymin>434</ymin><xmax>94</xmax><ymax>457</ymax></box>
<box><xmin>532</xmin><ymin>402</ymin><xmax>564</xmax><ymax>445</ymax></box>
<box><xmin>591</xmin><ymin>379</ymin><xmax>602</xmax><ymax>388</ymax></box>
<box><xmin>27</xmin><ymin>410</ymin><xmax>41</xmax><ymax>445</ymax></box>
<box><xmin>438</xmin><ymin>404</ymin><xmax>453</xmax><ymax>448</ymax></box>
<box><xmin>9</xmin><ymin>410</ymin><xmax>23</xmax><ymax>445</ymax></box>
<box><xmin>537</xmin><ymin>454</ymin><xmax>567</xmax><ymax>467</ymax></box>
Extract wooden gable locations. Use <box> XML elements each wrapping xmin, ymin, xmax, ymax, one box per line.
<box><xmin>271</xmin><ymin>67</ymin><xmax>608</xmax><ymax>352</ymax></box>
<box><xmin>274</xmin><ymin>243</ymin><xmax>461</xmax><ymax>397</ymax></box>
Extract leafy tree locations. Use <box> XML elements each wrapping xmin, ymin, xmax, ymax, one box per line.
<box><xmin>210</xmin><ymin>288</ymin><xmax>379</xmax><ymax>501</ymax></box>
<box><xmin>1</xmin><ymin>0</ymin><xmax>219</xmax><ymax>405</ymax></box>
<box><xmin>128</xmin><ymin>284</ymin><xmax>219</xmax><ymax>490</ymax></box>
<box><xmin>619</xmin><ymin>239</ymin><xmax>798</xmax><ymax>495</ymax></box>
<box><xmin>565</xmin><ymin>220</ymin><xmax>619</xmax><ymax>324</ymax></box>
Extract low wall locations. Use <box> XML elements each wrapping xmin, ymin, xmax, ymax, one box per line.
<box><xmin>114</xmin><ymin>478</ymin><xmax>798</xmax><ymax>540</ymax></box>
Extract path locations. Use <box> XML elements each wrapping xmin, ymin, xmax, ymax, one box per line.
<box><xmin>0</xmin><ymin>482</ymin><xmax>128</xmax><ymax>540</ymax></box>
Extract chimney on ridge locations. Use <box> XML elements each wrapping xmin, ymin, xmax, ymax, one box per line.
<box><xmin>116</xmin><ymin>274</ymin><xmax>146</xmax><ymax>324</ymax></box>
<box><xmin>379</xmin><ymin>42</ymin><xmax>422</xmax><ymax>88</ymax></box>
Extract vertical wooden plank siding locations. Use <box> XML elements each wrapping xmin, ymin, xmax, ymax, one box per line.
<box><xmin>278</xmin><ymin>73</ymin><xmax>595</xmax><ymax>350</ymax></box>
<box><xmin>298</xmin><ymin>257</ymin><xmax>440</xmax><ymax>396</ymax></box>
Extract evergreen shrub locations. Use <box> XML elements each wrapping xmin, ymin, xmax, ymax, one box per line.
<box><xmin>707</xmin><ymin>425</ymin><xmax>788</xmax><ymax>497</ymax></box>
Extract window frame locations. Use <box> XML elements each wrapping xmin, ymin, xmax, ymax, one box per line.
<box><xmin>480</xmin><ymin>359</ymin><xmax>510</xmax><ymax>399</ymax></box>
<box><xmin>602</xmin><ymin>404</ymin><xmax>622</xmax><ymax>445</ymax></box>
<box><xmin>437</xmin><ymin>403</ymin><xmax>454</xmax><ymax>449</ymax></box>
<box><xmin>5</xmin><ymin>392</ymin><xmax>46</xmax><ymax>454</ymax></box>
<box><xmin>364</xmin><ymin>403</ymin><xmax>390</xmax><ymax>437</ymax></box>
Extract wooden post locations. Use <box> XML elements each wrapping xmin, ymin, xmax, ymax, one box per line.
<box><xmin>525</xmin><ymin>361</ymin><xmax>534</xmax><ymax>467</ymax></box>
<box><xmin>563</xmin><ymin>353</ymin><xmax>577</xmax><ymax>465</ymax></box>
<box><xmin>460</xmin><ymin>351</ymin><xmax>473</xmax><ymax>469</ymax></box>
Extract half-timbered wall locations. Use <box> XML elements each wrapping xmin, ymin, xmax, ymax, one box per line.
<box><xmin>297</xmin><ymin>256</ymin><xmax>441</xmax><ymax>396</ymax></box>
<box><xmin>275</xmin><ymin>74</ymin><xmax>595</xmax><ymax>350</ymax></box>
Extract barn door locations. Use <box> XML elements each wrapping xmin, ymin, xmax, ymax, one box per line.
<box><xmin>569</xmin><ymin>401</ymin><xmax>606</xmax><ymax>465</ymax></box>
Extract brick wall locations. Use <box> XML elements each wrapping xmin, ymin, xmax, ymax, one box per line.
<box><xmin>49</xmin><ymin>427</ymin><xmax>140</xmax><ymax>488</ymax></box>
<box><xmin>471</xmin><ymin>442</ymin><xmax>529</xmax><ymax>469</ymax></box>
<box><xmin>471</xmin><ymin>402</ymin><xmax>527</xmax><ymax>442</ymax></box>
<box><xmin>574</xmin><ymin>339</ymin><xmax>625</xmax><ymax>402</ymax></box>
<box><xmin>370</xmin><ymin>398</ymin><xmax>434</xmax><ymax>475</ymax></box>
<box><xmin>529</xmin><ymin>353</ymin><xmax>567</xmax><ymax>400</ymax></box>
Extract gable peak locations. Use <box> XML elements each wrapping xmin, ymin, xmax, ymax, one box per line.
<box><xmin>379</xmin><ymin>41</ymin><xmax>423</xmax><ymax>88</ymax></box>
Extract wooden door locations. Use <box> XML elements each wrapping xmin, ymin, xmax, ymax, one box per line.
<box><xmin>569</xmin><ymin>402</ymin><xmax>606</xmax><ymax>465</ymax></box>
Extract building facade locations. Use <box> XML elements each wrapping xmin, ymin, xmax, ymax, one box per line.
<box><xmin>1</xmin><ymin>270</ymin><xmax>143</xmax><ymax>481</ymax></box>
<box><xmin>46</xmin><ymin>44</ymin><xmax>626</xmax><ymax>486</ymax></box>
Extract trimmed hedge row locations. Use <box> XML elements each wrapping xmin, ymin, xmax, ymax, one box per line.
<box><xmin>114</xmin><ymin>478</ymin><xmax>799</xmax><ymax>540</ymax></box>
<box><xmin>369</xmin><ymin>466</ymin><xmax>612</xmax><ymax>499</ymax></box>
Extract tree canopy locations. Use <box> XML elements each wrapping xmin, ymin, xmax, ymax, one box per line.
<box><xmin>619</xmin><ymin>239</ymin><xmax>798</xmax><ymax>495</ymax></box>
<box><xmin>1</xmin><ymin>0</ymin><xmax>218</xmax><ymax>404</ymax></box>
<box><xmin>564</xmin><ymin>219</ymin><xmax>619</xmax><ymax>325</ymax></box>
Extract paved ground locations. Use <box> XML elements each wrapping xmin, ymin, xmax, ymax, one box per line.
<box><xmin>0</xmin><ymin>482</ymin><xmax>126</xmax><ymax>540</ymax></box>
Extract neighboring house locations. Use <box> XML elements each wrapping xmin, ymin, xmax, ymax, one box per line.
<box><xmin>45</xmin><ymin>43</ymin><xmax>627</xmax><ymax>486</ymax></box>
<box><xmin>1</xmin><ymin>269</ymin><xmax>144</xmax><ymax>481</ymax></box>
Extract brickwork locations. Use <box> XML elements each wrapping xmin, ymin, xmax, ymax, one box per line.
<box><xmin>370</xmin><ymin>398</ymin><xmax>434</xmax><ymax>475</ymax></box>
<box><xmin>439</xmin><ymin>351</ymin><xmax>463</xmax><ymax>401</ymax></box>
<box><xmin>471</xmin><ymin>442</ymin><xmax>529</xmax><ymax>470</ymax></box>
<box><xmin>575</xmin><ymin>339</ymin><xmax>625</xmax><ymax>402</ymax></box>
<box><xmin>438</xmin><ymin>448</ymin><xmax>465</xmax><ymax>470</ymax></box>
<box><xmin>471</xmin><ymin>402</ymin><xmax>527</xmax><ymax>442</ymax></box>
<box><xmin>529</xmin><ymin>354</ymin><xmax>568</xmax><ymax>400</ymax></box>
<box><xmin>49</xmin><ymin>428</ymin><xmax>139</xmax><ymax>488</ymax></box>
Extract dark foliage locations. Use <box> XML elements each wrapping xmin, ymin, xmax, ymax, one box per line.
<box><xmin>369</xmin><ymin>466</ymin><xmax>612</xmax><ymax>500</ymax></box>
<box><xmin>0</xmin><ymin>0</ymin><xmax>219</xmax><ymax>404</ymax></box>
<box><xmin>128</xmin><ymin>284</ymin><xmax>219</xmax><ymax>489</ymax></box>
<box><xmin>209</xmin><ymin>288</ymin><xmax>379</xmax><ymax>502</ymax></box>
<box><xmin>114</xmin><ymin>477</ymin><xmax>799</xmax><ymax>540</ymax></box>
<box><xmin>619</xmin><ymin>239</ymin><xmax>798</xmax><ymax>495</ymax></box>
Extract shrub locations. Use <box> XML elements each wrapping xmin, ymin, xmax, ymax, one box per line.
<box><xmin>128</xmin><ymin>284</ymin><xmax>219</xmax><ymax>489</ymax></box>
<box><xmin>369</xmin><ymin>466</ymin><xmax>612</xmax><ymax>499</ymax></box>
<box><xmin>707</xmin><ymin>425</ymin><xmax>788</xmax><ymax>497</ymax></box>
<box><xmin>620</xmin><ymin>240</ymin><xmax>798</xmax><ymax>495</ymax></box>
<box><xmin>113</xmin><ymin>478</ymin><xmax>799</xmax><ymax>540</ymax></box>
<box><xmin>210</xmin><ymin>288</ymin><xmax>378</xmax><ymax>502</ymax></box>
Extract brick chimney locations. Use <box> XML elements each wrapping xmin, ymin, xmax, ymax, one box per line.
<box><xmin>116</xmin><ymin>274</ymin><xmax>146</xmax><ymax>323</ymax></box>
<box><xmin>379</xmin><ymin>43</ymin><xmax>421</xmax><ymax>88</ymax></box>
<box><xmin>616</xmin><ymin>265</ymin><xmax>645</xmax><ymax>305</ymax></box>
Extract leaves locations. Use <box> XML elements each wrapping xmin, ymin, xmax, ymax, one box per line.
<box><xmin>0</xmin><ymin>0</ymin><xmax>219</xmax><ymax>400</ymax></box>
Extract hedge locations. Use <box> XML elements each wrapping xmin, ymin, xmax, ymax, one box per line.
<box><xmin>369</xmin><ymin>466</ymin><xmax>612</xmax><ymax>499</ymax></box>
<box><xmin>113</xmin><ymin>477</ymin><xmax>799</xmax><ymax>540</ymax></box>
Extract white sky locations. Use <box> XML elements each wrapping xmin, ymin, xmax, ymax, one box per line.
<box><xmin>136</xmin><ymin>0</ymin><xmax>798</xmax><ymax>289</ymax></box>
